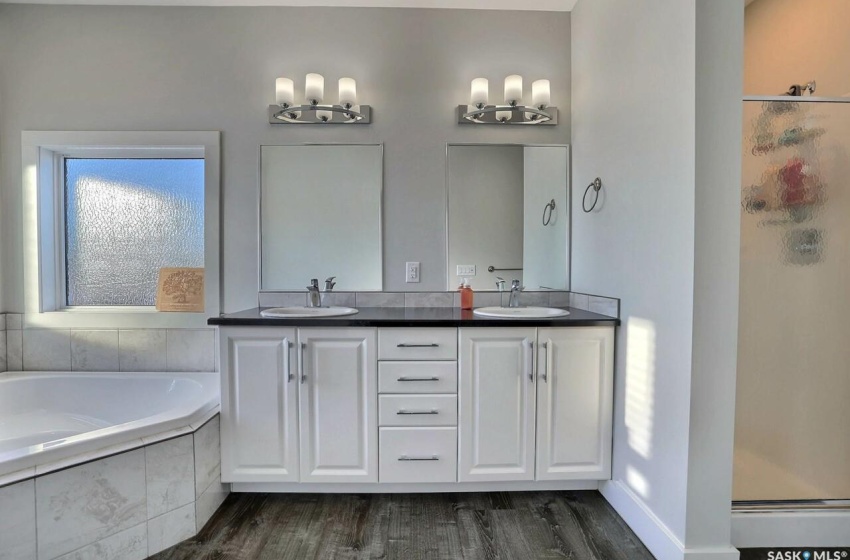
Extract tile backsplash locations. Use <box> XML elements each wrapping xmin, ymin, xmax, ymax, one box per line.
<box><xmin>258</xmin><ymin>290</ymin><xmax>620</xmax><ymax>318</ymax></box>
<box><xmin>0</xmin><ymin>291</ymin><xmax>618</xmax><ymax>373</ymax></box>
<box><xmin>0</xmin><ymin>314</ymin><xmax>216</xmax><ymax>373</ymax></box>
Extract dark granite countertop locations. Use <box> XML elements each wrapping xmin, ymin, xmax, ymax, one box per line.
<box><xmin>208</xmin><ymin>307</ymin><xmax>619</xmax><ymax>328</ymax></box>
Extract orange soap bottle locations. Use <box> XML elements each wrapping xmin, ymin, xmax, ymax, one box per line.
<box><xmin>459</xmin><ymin>278</ymin><xmax>474</xmax><ymax>310</ymax></box>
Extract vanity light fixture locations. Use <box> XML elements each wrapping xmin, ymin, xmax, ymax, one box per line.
<box><xmin>458</xmin><ymin>75</ymin><xmax>558</xmax><ymax>125</ymax></box>
<box><xmin>269</xmin><ymin>74</ymin><xmax>372</xmax><ymax>124</ymax></box>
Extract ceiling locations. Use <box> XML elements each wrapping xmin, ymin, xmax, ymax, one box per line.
<box><xmin>0</xmin><ymin>0</ymin><xmax>578</xmax><ymax>9</ymax></box>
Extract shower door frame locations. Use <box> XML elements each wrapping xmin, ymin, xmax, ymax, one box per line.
<box><xmin>732</xmin><ymin>94</ymin><xmax>850</xmax><ymax>548</ymax></box>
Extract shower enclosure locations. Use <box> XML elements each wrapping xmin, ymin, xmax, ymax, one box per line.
<box><xmin>735</xmin><ymin>95</ymin><xmax>850</xmax><ymax>507</ymax></box>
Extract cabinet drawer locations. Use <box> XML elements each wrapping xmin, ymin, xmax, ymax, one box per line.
<box><xmin>379</xmin><ymin>394</ymin><xmax>457</xmax><ymax>426</ymax></box>
<box><xmin>378</xmin><ymin>362</ymin><xmax>457</xmax><ymax>394</ymax></box>
<box><xmin>379</xmin><ymin>427</ymin><xmax>457</xmax><ymax>483</ymax></box>
<box><xmin>378</xmin><ymin>328</ymin><xmax>457</xmax><ymax>361</ymax></box>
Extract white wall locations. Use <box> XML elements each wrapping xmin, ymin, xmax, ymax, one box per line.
<box><xmin>0</xmin><ymin>4</ymin><xmax>571</xmax><ymax>313</ymax></box>
<box><xmin>571</xmin><ymin>0</ymin><xmax>741</xmax><ymax>558</ymax></box>
<box><xmin>745</xmin><ymin>0</ymin><xmax>850</xmax><ymax>97</ymax></box>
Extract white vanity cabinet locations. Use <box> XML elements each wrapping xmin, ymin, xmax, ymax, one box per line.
<box><xmin>298</xmin><ymin>328</ymin><xmax>378</xmax><ymax>483</ymax></box>
<box><xmin>219</xmin><ymin>327</ymin><xmax>300</xmax><ymax>482</ymax></box>
<box><xmin>219</xmin><ymin>322</ymin><xmax>614</xmax><ymax>490</ymax></box>
<box><xmin>220</xmin><ymin>326</ymin><xmax>377</xmax><ymax>483</ymax></box>
<box><xmin>458</xmin><ymin>326</ymin><xmax>614</xmax><ymax>483</ymax></box>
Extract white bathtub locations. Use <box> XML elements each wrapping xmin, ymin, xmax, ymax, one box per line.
<box><xmin>0</xmin><ymin>371</ymin><xmax>219</xmax><ymax>482</ymax></box>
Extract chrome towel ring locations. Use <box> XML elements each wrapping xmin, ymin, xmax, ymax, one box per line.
<box><xmin>542</xmin><ymin>199</ymin><xmax>556</xmax><ymax>226</ymax></box>
<box><xmin>583</xmin><ymin>177</ymin><xmax>602</xmax><ymax>213</ymax></box>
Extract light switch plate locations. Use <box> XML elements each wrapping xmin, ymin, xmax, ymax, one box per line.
<box><xmin>457</xmin><ymin>264</ymin><xmax>476</xmax><ymax>277</ymax></box>
<box><xmin>406</xmin><ymin>261</ymin><xmax>420</xmax><ymax>283</ymax></box>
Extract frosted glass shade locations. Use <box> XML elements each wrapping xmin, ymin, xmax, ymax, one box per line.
<box><xmin>316</xmin><ymin>109</ymin><xmax>333</xmax><ymax>122</ymax></box>
<box><xmin>275</xmin><ymin>77</ymin><xmax>294</xmax><ymax>106</ymax></box>
<box><xmin>305</xmin><ymin>73</ymin><xmax>324</xmax><ymax>104</ymax></box>
<box><xmin>339</xmin><ymin>77</ymin><xmax>357</xmax><ymax>107</ymax></box>
<box><xmin>470</xmin><ymin>78</ymin><xmax>489</xmax><ymax>106</ymax></box>
<box><xmin>496</xmin><ymin>110</ymin><xmax>512</xmax><ymax>122</ymax></box>
<box><xmin>532</xmin><ymin>79</ymin><xmax>550</xmax><ymax>109</ymax></box>
<box><xmin>504</xmin><ymin>75</ymin><xmax>523</xmax><ymax>105</ymax></box>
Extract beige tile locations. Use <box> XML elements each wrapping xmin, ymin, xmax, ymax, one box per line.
<box><xmin>119</xmin><ymin>330</ymin><xmax>166</xmax><ymax>372</ymax></box>
<box><xmin>0</xmin><ymin>480</ymin><xmax>36</xmax><ymax>560</ymax></box>
<box><xmin>146</xmin><ymin>435</ymin><xmax>195</xmax><ymax>519</ymax></box>
<box><xmin>355</xmin><ymin>292</ymin><xmax>404</xmax><ymax>307</ymax></box>
<box><xmin>6</xmin><ymin>330</ymin><xmax>22</xmax><ymax>371</ymax></box>
<box><xmin>195</xmin><ymin>473</ymin><xmax>229</xmax><ymax>533</ymax></box>
<box><xmin>71</xmin><ymin>330</ymin><xmax>119</xmax><ymax>371</ymax></box>
<box><xmin>167</xmin><ymin>329</ymin><xmax>215</xmax><ymax>372</ymax></box>
<box><xmin>23</xmin><ymin>329</ymin><xmax>71</xmax><ymax>371</ymax></box>
<box><xmin>53</xmin><ymin>523</ymin><xmax>147</xmax><ymax>560</ymax></box>
<box><xmin>147</xmin><ymin>502</ymin><xmax>196</xmax><ymax>556</ymax></box>
<box><xmin>258</xmin><ymin>292</ymin><xmax>306</xmax><ymax>307</ymax></box>
<box><xmin>35</xmin><ymin>449</ymin><xmax>147</xmax><ymax>559</ymax></box>
<box><xmin>194</xmin><ymin>416</ymin><xmax>221</xmax><ymax>498</ymax></box>
<box><xmin>6</xmin><ymin>314</ymin><xmax>22</xmax><ymax>330</ymax></box>
<box><xmin>405</xmin><ymin>292</ymin><xmax>454</xmax><ymax>307</ymax></box>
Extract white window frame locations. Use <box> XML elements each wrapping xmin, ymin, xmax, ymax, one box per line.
<box><xmin>22</xmin><ymin>131</ymin><xmax>220</xmax><ymax>329</ymax></box>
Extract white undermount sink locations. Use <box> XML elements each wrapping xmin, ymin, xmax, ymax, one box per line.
<box><xmin>260</xmin><ymin>306</ymin><xmax>359</xmax><ymax>318</ymax></box>
<box><xmin>473</xmin><ymin>306</ymin><xmax>570</xmax><ymax>319</ymax></box>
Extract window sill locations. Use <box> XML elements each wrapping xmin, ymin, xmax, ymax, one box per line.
<box><xmin>23</xmin><ymin>310</ymin><xmax>212</xmax><ymax>330</ymax></box>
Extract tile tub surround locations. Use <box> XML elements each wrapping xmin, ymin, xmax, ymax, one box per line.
<box><xmin>0</xmin><ymin>416</ymin><xmax>228</xmax><ymax>560</ymax></box>
<box><xmin>257</xmin><ymin>290</ymin><xmax>620</xmax><ymax>318</ymax></box>
<box><xmin>0</xmin><ymin>326</ymin><xmax>217</xmax><ymax>373</ymax></box>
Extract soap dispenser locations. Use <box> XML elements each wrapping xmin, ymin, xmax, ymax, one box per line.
<box><xmin>460</xmin><ymin>278</ymin><xmax>474</xmax><ymax>310</ymax></box>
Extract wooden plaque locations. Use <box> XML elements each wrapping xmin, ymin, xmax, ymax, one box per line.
<box><xmin>156</xmin><ymin>267</ymin><xmax>205</xmax><ymax>312</ymax></box>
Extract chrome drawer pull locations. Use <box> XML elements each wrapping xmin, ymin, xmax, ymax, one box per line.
<box><xmin>397</xmin><ymin>409</ymin><xmax>439</xmax><ymax>415</ymax></box>
<box><xmin>398</xmin><ymin>455</ymin><xmax>439</xmax><ymax>461</ymax></box>
<box><xmin>397</xmin><ymin>376</ymin><xmax>440</xmax><ymax>382</ymax></box>
<box><xmin>397</xmin><ymin>343</ymin><xmax>440</xmax><ymax>348</ymax></box>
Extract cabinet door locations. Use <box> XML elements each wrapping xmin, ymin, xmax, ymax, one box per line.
<box><xmin>536</xmin><ymin>327</ymin><xmax>614</xmax><ymax>480</ymax></box>
<box><xmin>220</xmin><ymin>327</ymin><xmax>299</xmax><ymax>482</ymax></box>
<box><xmin>458</xmin><ymin>328</ymin><xmax>537</xmax><ymax>482</ymax></box>
<box><xmin>298</xmin><ymin>328</ymin><xmax>378</xmax><ymax>483</ymax></box>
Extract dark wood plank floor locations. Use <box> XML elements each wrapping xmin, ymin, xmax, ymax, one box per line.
<box><xmin>149</xmin><ymin>491</ymin><xmax>655</xmax><ymax>560</ymax></box>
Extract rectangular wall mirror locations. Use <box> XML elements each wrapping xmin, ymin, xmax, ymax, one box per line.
<box><xmin>260</xmin><ymin>144</ymin><xmax>383</xmax><ymax>291</ymax></box>
<box><xmin>446</xmin><ymin>144</ymin><xmax>569</xmax><ymax>291</ymax></box>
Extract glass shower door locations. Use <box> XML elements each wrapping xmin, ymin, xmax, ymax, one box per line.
<box><xmin>735</xmin><ymin>97</ymin><xmax>850</xmax><ymax>503</ymax></box>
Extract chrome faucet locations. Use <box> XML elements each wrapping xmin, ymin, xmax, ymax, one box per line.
<box><xmin>508</xmin><ymin>279</ymin><xmax>524</xmax><ymax>308</ymax></box>
<box><xmin>320</xmin><ymin>276</ymin><xmax>336</xmax><ymax>307</ymax></box>
<box><xmin>496</xmin><ymin>277</ymin><xmax>507</xmax><ymax>307</ymax></box>
<box><xmin>306</xmin><ymin>278</ymin><xmax>321</xmax><ymax>308</ymax></box>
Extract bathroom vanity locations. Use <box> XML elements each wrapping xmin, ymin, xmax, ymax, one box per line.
<box><xmin>210</xmin><ymin>307</ymin><xmax>617</xmax><ymax>492</ymax></box>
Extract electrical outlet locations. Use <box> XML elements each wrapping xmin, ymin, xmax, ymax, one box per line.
<box><xmin>406</xmin><ymin>261</ymin><xmax>420</xmax><ymax>283</ymax></box>
<box><xmin>457</xmin><ymin>264</ymin><xmax>476</xmax><ymax>277</ymax></box>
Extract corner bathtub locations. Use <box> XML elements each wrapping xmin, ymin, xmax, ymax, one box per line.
<box><xmin>0</xmin><ymin>371</ymin><xmax>219</xmax><ymax>483</ymax></box>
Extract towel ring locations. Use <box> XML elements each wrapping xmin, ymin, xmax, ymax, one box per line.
<box><xmin>583</xmin><ymin>177</ymin><xmax>602</xmax><ymax>213</ymax></box>
<box><xmin>542</xmin><ymin>199</ymin><xmax>556</xmax><ymax>226</ymax></box>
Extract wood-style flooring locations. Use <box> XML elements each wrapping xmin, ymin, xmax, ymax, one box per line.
<box><xmin>149</xmin><ymin>491</ymin><xmax>655</xmax><ymax>560</ymax></box>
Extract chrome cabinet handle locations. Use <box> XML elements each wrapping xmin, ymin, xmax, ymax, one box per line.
<box><xmin>397</xmin><ymin>410</ymin><xmax>439</xmax><ymax>415</ymax></box>
<box><xmin>300</xmin><ymin>342</ymin><xmax>307</xmax><ymax>384</ymax></box>
<box><xmin>527</xmin><ymin>340</ymin><xmax>534</xmax><ymax>382</ymax></box>
<box><xmin>398</xmin><ymin>455</ymin><xmax>439</xmax><ymax>461</ymax></box>
<box><xmin>286</xmin><ymin>341</ymin><xmax>294</xmax><ymax>382</ymax></box>
<box><xmin>541</xmin><ymin>341</ymin><xmax>549</xmax><ymax>383</ymax></box>
<box><xmin>397</xmin><ymin>343</ymin><xmax>439</xmax><ymax>348</ymax></box>
<box><xmin>397</xmin><ymin>377</ymin><xmax>440</xmax><ymax>382</ymax></box>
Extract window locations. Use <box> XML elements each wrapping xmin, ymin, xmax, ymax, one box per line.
<box><xmin>64</xmin><ymin>158</ymin><xmax>205</xmax><ymax>306</ymax></box>
<box><xmin>23</xmin><ymin>131</ymin><xmax>220</xmax><ymax>329</ymax></box>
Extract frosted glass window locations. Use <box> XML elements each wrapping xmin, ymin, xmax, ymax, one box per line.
<box><xmin>64</xmin><ymin>159</ymin><xmax>204</xmax><ymax>306</ymax></box>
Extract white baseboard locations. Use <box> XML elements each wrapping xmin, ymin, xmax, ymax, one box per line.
<box><xmin>732</xmin><ymin>509</ymin><xmax>850</xmax><ymax>548</ymax></box>
<box><xmin>600</xmin><ymin>480</ymin><xmax>739</xmax><ymax>560</ymax></box>
<box><xmin>231</xmin><ymin>479</ymin><xmax>599</xmax><ymax>493</ymax></box>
